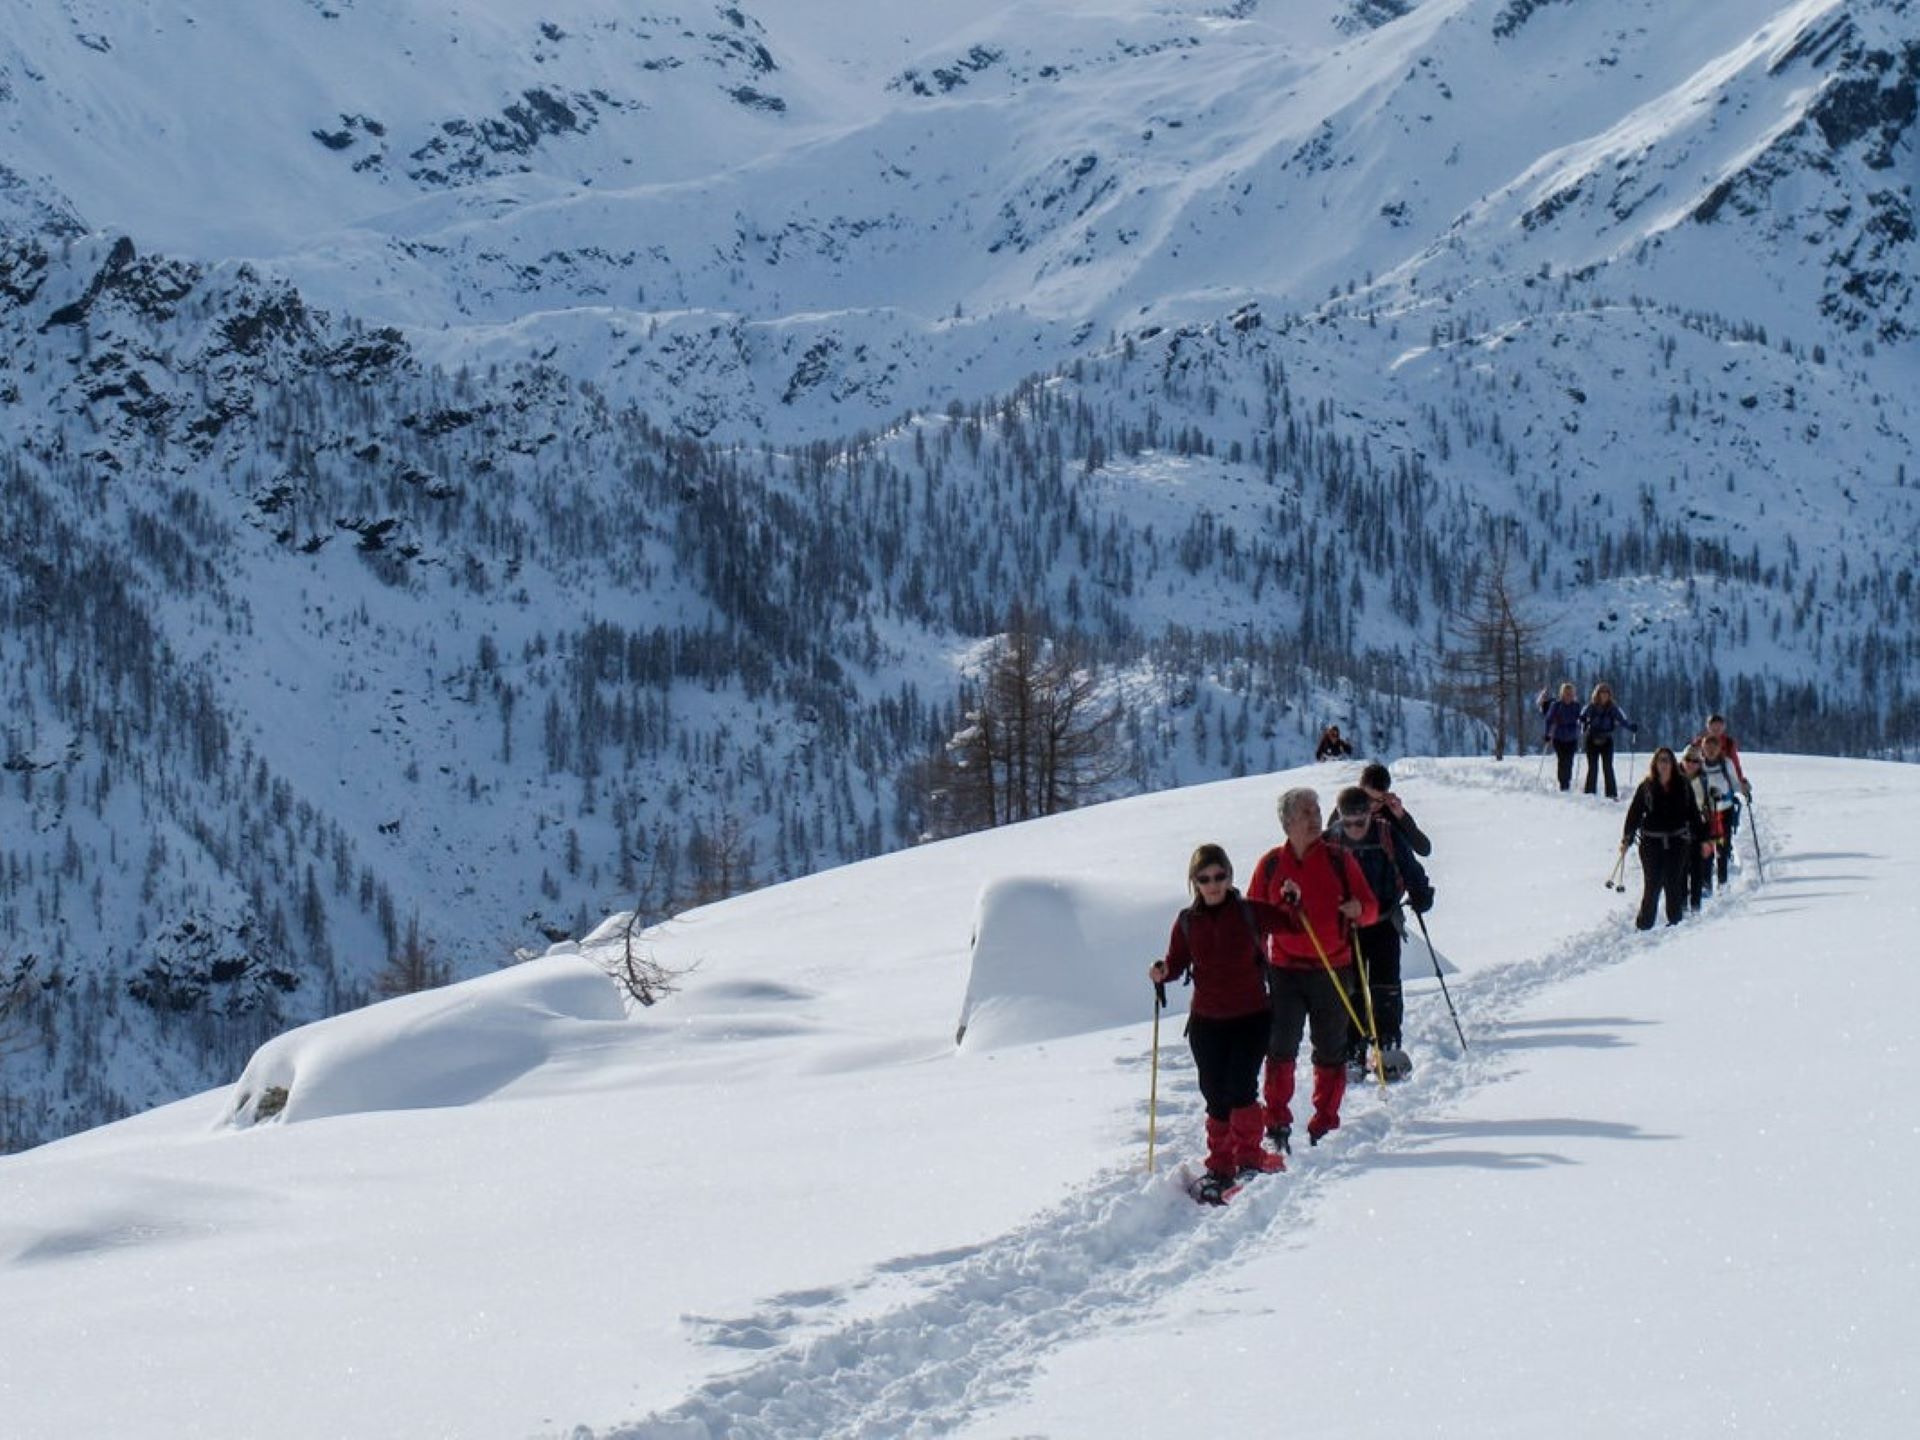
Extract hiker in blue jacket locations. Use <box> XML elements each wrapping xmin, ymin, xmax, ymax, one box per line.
<box><xmin>1537</xmin><ymin>682</ymin><xmax>1583</xmax><ymax>791</ymax></box>
<box><xmin>1579</xmin><ymin>681</ymin><xmax>1637</xmax><ymax>800</ymax></box>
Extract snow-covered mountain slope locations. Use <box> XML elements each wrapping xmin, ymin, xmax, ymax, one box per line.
<box><xmin>3</xmin><ymin>1</ymin><xmax>1912</xmax><ymax>435</ymax></box>
<box><xmin>2</xmin><ymin>755</ymin><xmax>1915</xmax><ymax>1439</ymax></box>
<box><xmin>0</xmin><ymin>0</ymin><xmax>1915</xmax><ymax>1149</ymax></box>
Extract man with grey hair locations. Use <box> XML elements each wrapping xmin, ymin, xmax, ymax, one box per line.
<box><xmin>1247</xmin><ymin>785</ymin><xmax>1378</xmax><ymax>1149</ymax></box>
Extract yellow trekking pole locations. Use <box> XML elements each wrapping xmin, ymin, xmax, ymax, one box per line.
<box><xmin>1350</xmin><ymin>928</ymin><xmax>1389</xmax><ymax>1095</ymax></box>
<box><xmin>1146</xmin><ymin>979</ymin><xmax>1166</xmax><ymax>1173</ymax></box>
<box><xmin>1298</xmin><ymin>911</ymin><xmax>1375</xmax><ymax>1090</ymax></box>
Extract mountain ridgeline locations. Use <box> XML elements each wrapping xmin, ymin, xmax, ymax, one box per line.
<box><xmin>0</xmin><ymin>0</ymin><xmax>1915</xmax><ymax>1145</ymax></box>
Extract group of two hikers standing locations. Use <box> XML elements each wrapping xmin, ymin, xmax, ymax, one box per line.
<box><xmin>1539</xmin><ymin>682</ymin><xmax>1638</xmax><ymax>797</ymax></box>
<box><xmin>1149</xmin><ymin>764</ymin><xmax>1434</xmax><ymax>1204</ymax></box>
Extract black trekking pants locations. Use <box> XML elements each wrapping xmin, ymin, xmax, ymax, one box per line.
<box><xmin>1186</xmin><ymin>1010</ymin><xmax>1270</xmax><ymax>1121</ymax></box>
<box><xmin>1267</xmin><ymin>963</ymin><xmax>1355</xmax><ymax>1068</ymax></box>
<box><xmin>1636</xmin><ymin>834</ymin><xmax>1690</xmax><ymax>929</ymax></box>
<box><xmin>1583</xmin><ymin>739</ymin><xmax>1617</xmax><ymax>798</ymax></box>
<box><xmin>1348</xmin><ymin>919</ymin><xmax>1404</xmax><ymax>1053</ymax></box>
<box><xmin>1715</xmin><ymin>805</ymin><xmax>1741</xmax><ymax>884</ymax></box>
<box><xmin>1552</xmin><ymin>740</ymin><xmax>1577</xmax><ymax>791</ymax></box>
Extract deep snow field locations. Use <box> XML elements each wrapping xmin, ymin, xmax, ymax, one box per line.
<box><xmin>3</xmin><ymin>750</ymin><xmax>1916</xmax><ymax>1439</ymax></box>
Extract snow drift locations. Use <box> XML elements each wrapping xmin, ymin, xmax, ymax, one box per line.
<box><xmin>225</xmin><ymin>955</ymin><xmax>625</xmax><ymax>1127</ymax></box>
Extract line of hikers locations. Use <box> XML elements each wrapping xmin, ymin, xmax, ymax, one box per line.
<box><xmin>1618</xmin><ymin>714</ymin><xmax>1755</xmax><ymax>930</ymax></box>
<box><xmin>1148</xmin><ymin>763</ymin><xmax>1434</xmax><ymax>1204</ymax></box>
<box><xmin>1148</xmin><ymin>713</ymin><xmax>1758</xmax><ymax>1203</ymax></box>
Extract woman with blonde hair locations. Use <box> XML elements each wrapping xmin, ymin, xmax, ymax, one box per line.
<box><xmin>1537</xmin><ymin>681</ymin><xmax>1583</xmax><ymax>791</ymax></box>
<box><xmin>1149</xmin><ymin>844</ymin><xmax>1289</xmax><ymax>1203</ymax></box>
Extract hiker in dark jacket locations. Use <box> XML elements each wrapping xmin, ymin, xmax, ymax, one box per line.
<box><xmin>1680</xmin><ymin>744</ymin><xmax>1715</xmax><ymax>909</ymax></box>
<box><xmin>1326</xmin><ymin>787</ymin><xmax>1433</xmax><ymax>1075</ymax></box>
<box><xmin>1358</xmin><ymin>761</ymin><xmax>1433</xmax><ymax>857</ymax></box>
<box><xmin>1150</xmin><ymin>844</ymin><xmax>1289</xmax><ymax>1202</ymax></box>
<box><xmin>1620</xmin><ymin>747</ymin><xmax>1709</xmax><ymax>929</ymax></box>
<box><xmin>1315</xmin><ymin>724</ymin><xmax>1355</xmax><ymax>761</ymax></box>
<box><xmin>1538</xmin><ymin>682</ymin><xmax>1583</xmax><ymax>791</ymax></box>
<box><xmin>1579</xmin><ymin>682</ymin><xmax>1637</xmax><ymax>799</ymax></box>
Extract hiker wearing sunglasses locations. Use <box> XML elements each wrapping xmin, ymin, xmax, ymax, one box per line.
<box><xmin>1325</xmin><ymin>786</ymin><xmax>1434</xmax><ymax>1079</ymax></box>
<box><xmin>1149</xmin><ymin>845</ymin><xmax>1290</xmax><ymax>1203</ymax></box>
<box><xmin>1679</xmin><ymin>745</ymin><xmax>1715</xmax><ymax>909</ymax></box>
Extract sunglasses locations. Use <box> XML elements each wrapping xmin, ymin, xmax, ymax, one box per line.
<box><xmin>1340</xmin><ymin>812</ymin><xmax>1370</xmax><ymax>826</ymax></box>
<box><xmin>1193</xmin><ymin>869</ymin><xmax>1231</xmax><ymax>885</ymax></box>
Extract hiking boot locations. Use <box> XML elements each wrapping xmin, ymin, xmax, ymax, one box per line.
<box><xmin>1266</xmin><ymin>1123</ymin><xmax>1291</xmax><ymax>1155</ymax></box>
<box><xmin>1239</xmin><ymin>1149</ymin><xmax>1286</xmax><ymax>1177</ymax></box>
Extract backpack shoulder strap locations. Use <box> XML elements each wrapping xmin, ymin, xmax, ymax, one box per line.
<box><xmin>1322</xmin><ymin>841</ymin><xmax>1352</xmax><ymax>907</ymax></box>
<box><xmin>1373</xmin><ymin>818</ymin><xmax>1406</xmax><ymax>898</ymax></box>
<box><xmin>1237</xmin><ymin>899</ymin><xmax>1263</xmax><ymax>961</ymax></box>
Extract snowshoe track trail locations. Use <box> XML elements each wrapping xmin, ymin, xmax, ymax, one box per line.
<box><xmin>579</xmin><ymin>791</ymin><xmax>1773</xmax><ymax>1440</ymax></box>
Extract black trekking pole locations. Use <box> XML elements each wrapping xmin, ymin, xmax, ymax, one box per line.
<box><xmin>1410</xmin><ymin>908</ymin><xmax>1467</xmax><ymax>1052</ymax></box>
<box><xmin>1745</xmin><ymin>798</ymin><xmax>1766</xmax><ymax>883</ymax></box>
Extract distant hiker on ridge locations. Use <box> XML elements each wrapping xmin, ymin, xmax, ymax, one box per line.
<box><xmin>1315</xmin><ymin>724</ymin><xmax>1355</xmax><ymax>761</ymax></box>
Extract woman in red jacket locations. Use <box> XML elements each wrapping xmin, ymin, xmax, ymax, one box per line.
<box><xmin>1149</xmin><ymin>844</ymin><xmax>1289</xmax><ymax>1203</ymax></box>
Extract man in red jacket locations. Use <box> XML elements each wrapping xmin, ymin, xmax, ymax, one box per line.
<box><xmin>1247</xmin><ymin>786</ymin><xmax>1379</xmax><ymax>1149</ymax></box>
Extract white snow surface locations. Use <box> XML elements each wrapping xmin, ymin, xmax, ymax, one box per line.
<box><xmin>3</xmin><ymin>752</ymin><xmax>1917</xmax><ymax>1438</ymax></box>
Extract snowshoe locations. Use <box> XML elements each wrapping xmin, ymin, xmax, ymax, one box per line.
<box><xmin>1190</xmin><ymin>1169</ymin><xmax>1241</xmax><ymax>1206</ymax></box>
<box><xmin>1379</xmin><ymin>1046</ymin><xmax>1414</xmax><ymax>1083</ymax></box>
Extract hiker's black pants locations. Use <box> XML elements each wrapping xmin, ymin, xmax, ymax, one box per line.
<box><xmin>1347</xmin><ymin>919</ymin><xmax>1404</xmax><ymax>1052</ymax></box>
<box><xmin>1636</xmin><ymin>833</ymin><xmax>1691</xmax><ymax>929</ymax></box>
<box><xmin>1584</xmin><ymin>739</ymin><xmax>1617</xmax><ymax>798</ymax></box>
<box><xmin>1187</xmin><ymin>1010</ymin><xmax>1270</xmax><ymax>1121</ymax></box>
<box><xmin>1267</xmin><ymin>963</ymin><xmax>1355</xmax><ymax>1068</ymax></box>
<box><xmin>1552</xmin><ymin>740</ymin><xmax>1577</xmax><ymax>790</ymax></box>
